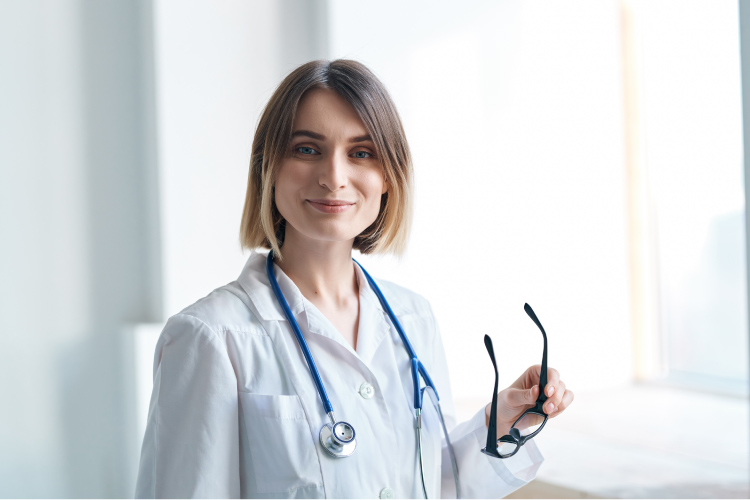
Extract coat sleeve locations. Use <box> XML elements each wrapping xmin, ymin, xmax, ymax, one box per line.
<box><xmin>426</xmin><ymin>306</ymin><xmax>545</xmax><ymax>499</ymax></box>
<box><xmin>135</xmin><ymin>313</ymin><xmax>240</xmax><ymax>498</ymax></box>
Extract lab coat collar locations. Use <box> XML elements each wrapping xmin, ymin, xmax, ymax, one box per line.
<box><xmin>236</xmin><ymin>250</ymin><xmax>393</xmax><ymax>363</ymax></box>
<box><xmin>236</xmin><ymin>251</ymin><xmax>294</xmax><ymax>322</ymax></box>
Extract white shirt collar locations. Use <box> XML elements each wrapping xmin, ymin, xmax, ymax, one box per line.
<box><xmin>236</xmin><ymin>250</ymin><xmax>393</xmax><ymax>363</ymax></box>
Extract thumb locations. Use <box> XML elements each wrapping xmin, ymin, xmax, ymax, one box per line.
<box><xmin>506</xmin><ymin>385</ymin><xmax>538</xmax><ymax>408</ymax></box>
<box><xmin>525</xmin><ymin>385</ymin><xmax>539</xmax><ymax>404</ymax></box>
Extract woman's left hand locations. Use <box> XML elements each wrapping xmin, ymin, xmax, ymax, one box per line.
<box><xmin>484</xmin><ymin>364</ymin><xmax>574</xmax><ymax>437</ymax></box>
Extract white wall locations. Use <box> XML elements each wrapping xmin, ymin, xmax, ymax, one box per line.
<box><xmin>0</xmin><ymin>1</ymin><xmax>327</xmax><ymax>496</ymax></box>
<box><xmin>0</xmin><ymin>0</ymin><xmax>159</xmax><ymax>496</ymax></box>
<box><xmin>154</xmin><ymin>0</ymin><xmax>328</xmax><ymax>318</ymax></box>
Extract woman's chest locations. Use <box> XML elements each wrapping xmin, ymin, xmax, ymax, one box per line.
<box><xmin>231</xmin><ymin>315</ymin><xmax>443</xmax><ymax>498</ymax></box>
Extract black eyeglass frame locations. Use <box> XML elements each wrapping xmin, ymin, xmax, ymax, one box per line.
<box><xmin>481</xmin><ymin>303</ymin><xmax>549</xmax><ymax>459</ymax></box>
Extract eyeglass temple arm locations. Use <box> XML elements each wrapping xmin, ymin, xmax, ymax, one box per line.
<box><xmin>524</xmin><ymin>303</ymin><xmax>548</xmax><ymax>407</ymax></box>
<box><xmin>483</xmin><ymin>335</ymin><xmax>500</xmax><ymax>454</ymax></box>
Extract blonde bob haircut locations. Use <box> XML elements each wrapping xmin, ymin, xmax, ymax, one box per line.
<box><xmin>239</xmin><ymin>59</ymin><xmax>413</xmax><ymax>261</ymax></box>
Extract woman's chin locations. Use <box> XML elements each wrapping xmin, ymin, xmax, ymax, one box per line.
<box><xmin>284</xmin><ymin>218</ymin><xmax>373</xmax><ymax>246</ymax></box>
<box><xmin>285</xmin><ymin>228</ymin><xmax>361</xmax><ymax>247</ymax></box>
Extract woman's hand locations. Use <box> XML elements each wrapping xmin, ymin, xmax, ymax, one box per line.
<box><xmin>484</xmin><ymin>365</ymin><xmax>574</xmax><ymax>437</ymax></box>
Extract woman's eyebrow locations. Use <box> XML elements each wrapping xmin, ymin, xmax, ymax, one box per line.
<box><xmin>290</xmin><ymin>130</ymin><xmax>373</xmax><ymax>143</ymax></box>
<box><xmin>349</xmin><ymin>134</ymin><xmax>372</xmax><ymax>143</ymax></box>
<box><xmin>291</xmin><ymin>130</ymin><xmax>325</xmax><ymax>140</ymax></box>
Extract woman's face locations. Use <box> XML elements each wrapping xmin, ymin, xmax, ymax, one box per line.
<box><xmin>274</xmin><ymin>88</ymin><xmax>387</xmax><ymax>248</ymax></box>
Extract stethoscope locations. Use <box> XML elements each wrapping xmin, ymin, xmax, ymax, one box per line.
<box><xmin>266</xmin><ymin>252</ymin><xmax>461</xmax><ymax>499</ymax></box>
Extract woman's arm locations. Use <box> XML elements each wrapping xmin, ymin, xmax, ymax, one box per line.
<box><xmin>135</xmin><ymin>313</ymin><xmax>240</xmax><ymax>498</ymax></box>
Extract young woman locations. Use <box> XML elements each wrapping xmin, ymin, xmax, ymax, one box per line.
<box><xmin>135</xmin><ymin>59</ymin><xmax>573</xmax><ymax>499</ymax></box>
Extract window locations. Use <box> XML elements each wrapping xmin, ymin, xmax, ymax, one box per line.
<box><xmin>624</xmin><ymin>0</ymin><xmax>748</xmax><ymax>396</ymax></box>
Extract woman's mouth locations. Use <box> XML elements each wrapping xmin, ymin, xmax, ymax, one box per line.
<box><xmin>307</xmin><ymin>199</ymin><xmax>355</xmax><ymax>214</ymax></box>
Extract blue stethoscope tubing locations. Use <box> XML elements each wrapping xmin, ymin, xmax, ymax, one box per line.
<box><xmin>265</xmin><ymin>251</ymin><xmax>461</xmax><ymax>498</ymax></box>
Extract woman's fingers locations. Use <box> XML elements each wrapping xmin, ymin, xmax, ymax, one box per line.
<box><xmin>506</xmin><ymin>365</ymin><xmax>574</xmax><ymax>418</ymax></box>
<box><xmin>549</xmin><ymin>389</ymin><xmax>574</xmax><ymax>417</ymax></box>
<box><xmin>543</xmin><ymin>367</ymin><xmax>560</xmax><ymax>397</ymax></box>
<box><xmin>543</xmin><ymin>379</ymin><xmax>566</xmax><ymax>414</ymax></box>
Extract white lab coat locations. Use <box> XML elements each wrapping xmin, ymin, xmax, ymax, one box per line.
<box><xmin>135</xmin><ymin>251</ymin><xmax>544</xmax><ymax>498</ymax></box>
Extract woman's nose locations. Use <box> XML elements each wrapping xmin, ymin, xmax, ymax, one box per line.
<box><xmin>318</xmin><ymin>151</ymin><xmax>348</xmax><ymax>191</ymax></box>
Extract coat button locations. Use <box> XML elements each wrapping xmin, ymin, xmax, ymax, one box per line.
<box><xmin>359</xmin><ymin>382</ymin><xmax>375</xmax><ymax>399</ymax></box>
<box><xmin>379</xmin><ymin>487</ymin><xmax>394</xmax><ymax>499</ymax></box>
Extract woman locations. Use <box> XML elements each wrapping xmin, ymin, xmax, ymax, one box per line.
<box><xmin>135</xmin><ymin>59</ymin><xmax>573</xmax><ymax>499</ymax></box>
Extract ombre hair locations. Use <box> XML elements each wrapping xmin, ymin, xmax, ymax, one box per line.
<box><xmin>239</xmin><ymin>59</ymin><xmax>413</xmax><ymax>260</ymax></box>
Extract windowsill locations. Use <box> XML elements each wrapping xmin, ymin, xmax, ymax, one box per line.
<box><xmin>455</xmin><ymin>383</ymin><xmax>750</xmax><ymax>498</ymax></box>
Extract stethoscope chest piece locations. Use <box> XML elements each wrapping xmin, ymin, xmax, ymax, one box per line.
<box><xmin>319</xmin><ymin>421</ymin><xmax>356</xmax><ymax>458</ymax></box>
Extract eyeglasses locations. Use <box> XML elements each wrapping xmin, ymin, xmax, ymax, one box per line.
<box><xmin>481</xmin><ymin>303</ymin><xmax>549</xmax><ymax>459</ymax></box>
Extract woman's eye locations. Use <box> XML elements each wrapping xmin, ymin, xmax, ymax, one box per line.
<box><xmin>352</xmin><ymin>151</ymin><xmax>373</xmax><ymax>159</ymax></box>
<box><xmin>296</xmin><ymin>146</ymin><xmax>319</xmax><ymax>155</ymax></box>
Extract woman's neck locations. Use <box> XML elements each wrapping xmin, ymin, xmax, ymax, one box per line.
<box><xmin>275</xmin><ymin>227</ymin><xmax>359</xmax><ymax>309</ymax></box>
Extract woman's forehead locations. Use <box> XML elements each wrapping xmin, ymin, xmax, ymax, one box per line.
<box><xmin>293</xmin><ymin>88</ymin><xmax>369</xmax><ymax>140</ymax></box>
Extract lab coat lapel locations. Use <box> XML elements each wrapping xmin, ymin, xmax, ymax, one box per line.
<box><xmin>237</xmin><ymin>250</ymin><xmax>361</xmax><ymax>347</ymax></box>
<box><xmin>236</xmin><ymin>250</ymin><xmax>392</xmax><ymax>364</ymax></box>
<box><xmin>236</xmin><ymin>251</ymin><xmax>292</xmax><ymax>321</ymax></box>
<box><xmin>352</xmin><ymin>264</ymin><xmax>391</xmax><ymax>366</ymax></box>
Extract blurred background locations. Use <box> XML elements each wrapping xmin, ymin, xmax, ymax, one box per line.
<box><xmin>1</xmin><ymin>0</ymin><xmax>748</xmax><ymax>497</ymax></box>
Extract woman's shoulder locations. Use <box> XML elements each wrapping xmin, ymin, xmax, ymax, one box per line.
<box><xmin>369</xmin><ymin>275</ymin><xmax>435</xmax><ymax>319</ymax></box>
<box><xmin>166</xmin><ymin>280</ymin><xmax>267</xmax><ymax>339</ymax></box>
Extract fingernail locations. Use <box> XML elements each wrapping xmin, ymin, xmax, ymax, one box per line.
<box><xmin>548</xmin><ymin>386</ymin><xmax>555</xmax><ymax>396</ymax></box>
<box><xmin>547</xmin><ymin>403</ymin><xmax>555</xmax><ymax>413</ymax></box>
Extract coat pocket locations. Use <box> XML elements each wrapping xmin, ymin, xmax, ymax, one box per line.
<box><xmin>239</xmin><ymin>392</ymin><xmax>323</xmax><ymax>496</ymax></box>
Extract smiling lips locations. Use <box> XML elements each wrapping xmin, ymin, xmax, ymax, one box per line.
<box><xmin>307</xmin><ymin>199</ymin><xmax>355</xmax><ymax>214</ymax></box>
